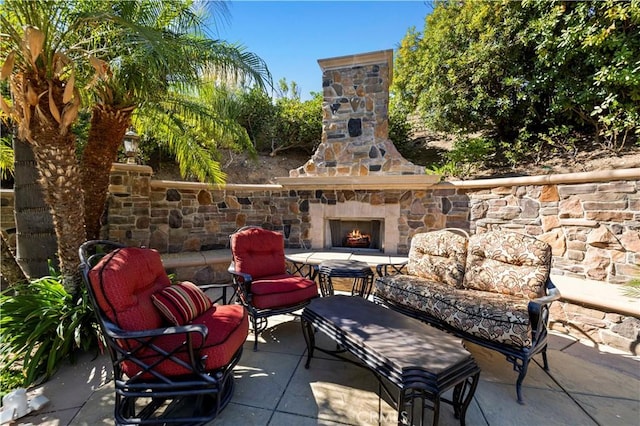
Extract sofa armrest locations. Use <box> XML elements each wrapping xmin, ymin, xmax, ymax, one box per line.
<box><xmin>528</xmin><ymin>278</ymin><xmax>561</xmax><ymax>345</ymax></box>
<box><xmin>531</xmin><ymin>279</ymin><xmax>562</xmax><ymax>305</ymax></box>
<box><xmin>376</xmin><ymin>261</ymin><xmax>408</xmax><ymax>277</ymax></box>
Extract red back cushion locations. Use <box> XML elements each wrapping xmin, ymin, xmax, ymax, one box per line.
<box><xmin>231</xmin><ymin>227</ymin><xmax>286</xmax><ymax>279</ymax></box>
<box><xmin>88</xmin><ymin>247</ymin><xmax>170</xmax><ymax>331</ymax></box>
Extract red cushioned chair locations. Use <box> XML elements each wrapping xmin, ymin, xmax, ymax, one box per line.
<box><xmin>79</xmin><ymin>240</ymin><xmax>249</xmax><ymax>425</ymax></box>
<box><xmin>228</xmin><ymin>226</ymin><xmax>319</xmax><ymax>351</ymax></box>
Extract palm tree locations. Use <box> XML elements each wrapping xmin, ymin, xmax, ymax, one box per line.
<box><xmin>79</xmin><ymin>0</ymin><xmax>271</xmax><ymax>239</ymax></box>
<box><xmin>1</xmin><ymin>0</ymin><xmax>271</xmax><ymax>288</ymax></box>
<box><xmin>1</xmin><ymin>1</ymin><xmax>86</xmax><ymax>289</ymax></box>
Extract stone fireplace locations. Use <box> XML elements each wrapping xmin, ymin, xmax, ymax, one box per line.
<box><xmin>309</xmin><ymin>200</ymin><xmax>401</xmax><ymax>252</ymax></box>
<box><xmin>277</xmin><ymin>50</ymin><xmax>438</xmax><ymax>254</ymax></box>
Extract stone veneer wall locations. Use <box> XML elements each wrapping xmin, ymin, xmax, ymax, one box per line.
<box><xmin>463</xmin><ymin>176</ymin><xmax>640</xmax><ymax>284</ymax></box>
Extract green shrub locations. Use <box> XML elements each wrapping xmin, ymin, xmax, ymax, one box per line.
<box><xmin>442</xmin><ymin>136</ymin><xmax>495</xmax><ymax>178</ymax></box>
<box><xmin>0</xmin><ymin>274</ymin><xmax>101</xmax><ymax>388</ymax></box>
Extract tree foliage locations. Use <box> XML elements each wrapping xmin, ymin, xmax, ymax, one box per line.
<box><xmin>393</xmin><ymin>0</ymin><xmax>640</xmax><ymax>169</ymax></box>
<box><xmin>236</xmin><ymin>80</ymin><xmax>322</xmax><ymax>156</ymax></box>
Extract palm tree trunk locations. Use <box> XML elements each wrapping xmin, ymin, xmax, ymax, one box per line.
<box><xmin>11</xmin><ymin>73</ymin><xmax>87</xmax><ymax>291</ymax></box>
<box><xmin>12</xmin><ymin>137</ymin><xmax>58</xmax><ymax>278</ymax></box>
<box><xmin>82</xmin><ymin>104</ymin><xmax>132</xmax><ymax>240</ymax></box>
<box><xmin>29</xmin><ymin>135</ymin><xmax>86</xmax><ymax>290</ymax></box>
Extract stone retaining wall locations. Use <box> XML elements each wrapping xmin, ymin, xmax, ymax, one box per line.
<box><xmin>1</xmin><ymin>166</ymin><xmax>638</xmax><ymax>353</ymax></box>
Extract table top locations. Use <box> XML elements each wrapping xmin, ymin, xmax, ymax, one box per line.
<box><xmin>318</xmin><ymin>259</ymin><xmax>373</xmax><ymax>276</ymax></box>
<box><xmin>304</xmin><ymin>295</ymin><xmax>472</xmax><ymax>374</ymax></box>
<box><xmin>285</xmin><ymin>251</ymin><xmax>407</xmax><ymax>268</ymax></box>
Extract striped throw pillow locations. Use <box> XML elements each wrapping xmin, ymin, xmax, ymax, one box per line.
<box><xmin>152</xmin><ymin>281</ymin><xmax>212</xmax><ymax>325</ymax></box>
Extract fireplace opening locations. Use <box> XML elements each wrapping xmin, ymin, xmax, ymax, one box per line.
<box><xmin>329</xmin><ymin>219</ymin><xmax>383</xmax><ymax>251</ymax></box>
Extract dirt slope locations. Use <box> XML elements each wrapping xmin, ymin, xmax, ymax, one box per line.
<box><xmin>153</xmin><ymin>143</ymin><xmax>640</xmax><ymax>184</ymax></box>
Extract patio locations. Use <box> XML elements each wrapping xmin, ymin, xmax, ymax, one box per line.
<box><xmin>19</xmin><ymin>310</ymin><xmax>639</xmax><ymax>426</ymax></box>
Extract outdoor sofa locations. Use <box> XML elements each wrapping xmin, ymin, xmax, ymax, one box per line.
<box><xmin>374</xmin><ymin>229</ymin><xmax>561</xmax><ymax>403</ymax></box>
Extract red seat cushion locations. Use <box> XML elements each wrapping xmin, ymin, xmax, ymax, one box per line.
<box><xmin>231</xmin><ymin>227</ymin><xmax>287</xmax><ymax>279</ymax></box>
<box><xmin>122</xmin><ymin>304</ymin><xmax>249</xmax><ymax>377</ymax></box>
<box><xmin>250</xmin><ymin>274</ymin><xmax>318</xmax><ymax>309</ymax></box>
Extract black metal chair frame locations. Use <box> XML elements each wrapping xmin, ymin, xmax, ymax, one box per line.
<box><xmin>227</xmin><ymin>226</ymin><xmax>318</xmax><ymax>351</ymax></box>
<box><xmin>80</xmin><ymin>240</ymin><xmax>242</xmax><ymax>425</ymax></box>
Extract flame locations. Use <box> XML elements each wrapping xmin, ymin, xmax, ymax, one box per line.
<box><xmin>347</xmin><ymin>229</ymin><xmax>370</xmax><ymax>239</ymax></box>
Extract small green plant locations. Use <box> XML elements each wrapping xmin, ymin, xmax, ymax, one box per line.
<box><xmin>0</xmin><ymin>273</ymin><xmax>101</xmax><ymax>388</ymax></box>
<box><xmin>434</xmin><ymin>136</ymin><xmax>495</xmax><ymax>178</ymax></box>
<box><xmin>425</xmin><ymin>161</ymin><xmax>459</xmax><ymax>180</ymax></box>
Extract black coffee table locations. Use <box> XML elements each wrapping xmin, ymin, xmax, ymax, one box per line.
<box><xmin>301</xmin><ymin>296</ymin><xmax>480</xmax><ymax>426</ymax></box>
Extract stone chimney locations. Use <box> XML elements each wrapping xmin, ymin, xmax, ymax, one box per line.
<box><xmin>290</xmin><ymin>50</ymin><xmax>423</xmax><ymax>177</ymax></box>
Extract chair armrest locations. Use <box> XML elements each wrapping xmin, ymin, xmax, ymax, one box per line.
<box><xmin>101</xmin><ymin>319</ymin><xmax>211</xmax><ymax>376</ymax></box>
<box><xmin>227</xmin><ymin>263</ymin><xmax>254</xmax><ymax>304</ymax></box>
<box><xmin>227</xmin><ymin>263</ymin><xmax>252</xmax><ymax>283</ymax></box>
<box><xmin>102</xmin><ymin>318</ymin><xmax>208</xmax><ymax>341</ymax></box>
<box><xmin>376</xmin><ymin>261</ymin><xmax>408</xmax><ymax>277</ymax></box>
<box><xmin>528</xmin><ymin>278</ymin><xmax>562</xmax><ymax>344</ymax></box>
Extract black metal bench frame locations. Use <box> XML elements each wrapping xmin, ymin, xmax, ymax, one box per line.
<box><xmin>376</xmin><ymin>263</ymin><xmax>560</xmax><ymax>404</ymax></box>
<box><xmin>301</xmin><ymin>296</ymin><xmax>480</xmax><ymax>426</ymax></box>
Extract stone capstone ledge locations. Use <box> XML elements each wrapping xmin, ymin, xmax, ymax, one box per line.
<box><xmin>160</xmin><ymin>249</ymin><xmax>232</xmax><ymax>285</ymax></box>
<box><xmin>439</xmin><ymin>167</ymin><xmax>640</xmax><ymax>189</ymax></box>
<box><xmin>161</xmin><ymin>249</ymin><xmax>232</xmax><ymax>270</ymax></box>
<box><xmin>550</xmin><ymin>274</ymin><xmax>639</xmax><ymax>354</ymax></box>
<box><xmin>551</xmin><ymin>274</ymin><xmax>639</xmax><ymax>318</ymax></box>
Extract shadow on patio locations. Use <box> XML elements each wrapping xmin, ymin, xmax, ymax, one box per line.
<box><xmin>19</xmin><ymin>313</ymin><xmax>640</xmax><ymax>426</ymax></box>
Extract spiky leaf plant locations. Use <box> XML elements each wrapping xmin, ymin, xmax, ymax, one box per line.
<box><xmin>0</xmin><ymin>273</ymin><xmax>101</xmax><ymax>387</ymax></box>
<box><xmin>622</xmin><ymin>278</ymin><xmax>640</xmax><ymax>299</ymax></box>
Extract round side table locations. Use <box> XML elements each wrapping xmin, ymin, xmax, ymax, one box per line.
<box><xmin>318</xmin><ymin>259</ymin><xmax>374</xmax><ymax>298</ymax></box>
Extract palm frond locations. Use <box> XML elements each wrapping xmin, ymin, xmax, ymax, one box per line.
<box><xmin>622</xmin><ymin>279</ymin><xmax>640</xmax><ymax>299</ymax></box>
<box><xmin>0</xmin><ymin>135</ymin><xmax>15</xmax><ymax>179</ymax></box>
<box><xmin>135</xmin><ymin>84</ymin><xmax>255</xmax><ymax>184</ymax></box>
<box><xmin>199</xmin><ymin>40</ymin><xmax>272</xmax><ymax>90</ymax></box>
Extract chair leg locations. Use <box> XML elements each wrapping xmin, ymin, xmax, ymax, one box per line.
<box><xmin>515</xmin><ymin>359</ymin><xmax>529</xmax><ymax>405</ymax></box>
<box><xmin>252</xmin><ymin>315</ymin><xmax>259</xmax><ymax>351</ymax></box>
<box><xmin>541</xmin><ymin>346</ymin><xmax>550</xmax><ymax>371</ymax></box>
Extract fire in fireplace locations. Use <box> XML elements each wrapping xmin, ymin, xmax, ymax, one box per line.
<box><xmin>329</xmin><ymin>219</ymin><xmax>382</xmax><ymax>251</ymax></box>
<box><xmin>345</xmin><ymin>229</ymin><xmax>370</xmax><ymax>248</ymax></box>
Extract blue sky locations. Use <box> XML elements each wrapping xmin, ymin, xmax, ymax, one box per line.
<box><xmin>214</xmin><ymin>1</ymin><xmax>432</xmax><ymax>100</ymax></box>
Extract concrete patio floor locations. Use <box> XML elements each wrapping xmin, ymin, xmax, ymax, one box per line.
<box><xmin>18</xmin><ymin>312</ymin><xmax>640</xmax><ymax>426</ymax></box>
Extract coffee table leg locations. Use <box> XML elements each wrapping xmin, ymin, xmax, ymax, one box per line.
<box><xmin>399</xmin><ymin>388</ymin><xmax>440</xmax><ymax>426</ymax></box>
<box><xmin>452</xmin><ymin>372</ymin><xmax>480</xmax><ymax>426</ymax></box>
<box><xmin>301</xmin><ymin>319</ymin><xmax>316</xmax><ymax>369</ymax></box>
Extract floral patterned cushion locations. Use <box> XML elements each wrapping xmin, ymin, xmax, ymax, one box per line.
<box><xmin>407</xmin><ymin>230</ymin><xmax>468</xmax><ymax>287</ymax></box>
<box><xmin>375</xmin><ymin>274</ymin><xmax>532</xmax><ymax>348</ymax></box>
<box><xmin>463</xmin><ymin>231</ymin><xmax>551</xmax><ymax>299</ymax></box>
